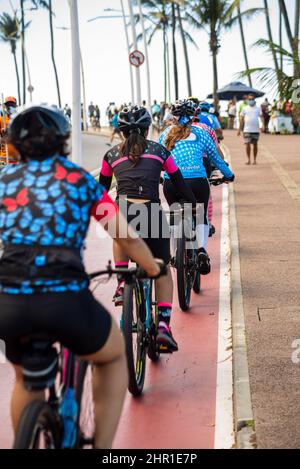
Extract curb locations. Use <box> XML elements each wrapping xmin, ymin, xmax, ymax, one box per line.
<box><xmin>222</xmin><ymin>143</ymin><xmax>256</xmax><ymax>449</ymax></box>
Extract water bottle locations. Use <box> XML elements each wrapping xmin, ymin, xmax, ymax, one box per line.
<box><xmin>59</xmin><ymin>387</ymin><xmax>78</xmax><ymax>448</ymax></box>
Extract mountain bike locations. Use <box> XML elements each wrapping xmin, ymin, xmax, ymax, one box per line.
<box><xmin>13</xmin><ymin>263</ymin><xmax>157</xmax><ymax>449</ymax></box>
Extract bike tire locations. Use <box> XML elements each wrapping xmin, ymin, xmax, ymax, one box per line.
<box><xmin>193</xmin><ymin>271</ymin><xmax>201</xmax><ymax>294</ymax></box>
<box><xmin>176</xmin><ymin>223</ymin><xmax>193</xmax><ymax>311</ymax></box>
<box><xmin>75</xmin><ymin>360</ymin><xmax>95</xmax><ymax>448</ymax></box>
<box><xmin>122</xmin><ymin>282</ymin><xmax>147</xmax><ymax>396</ymax></box>
<box><xmin>147</xmin><ymin>281</ymin><xmax>160</xmax><ymax>362</ymax></box>
<box><xmin>13</xmin><ymin>400</ymin><xmax>60</xmax><ymax>449</ymax></box>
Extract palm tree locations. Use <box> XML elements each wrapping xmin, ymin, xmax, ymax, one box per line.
<box><xmin>30</xmin><ymin>0</ymin><xmax>61</xmax><ymax>106</ymax></box>
<box><xmin>0</xmin><ymin>12</ymin><xmax>22</xmax><ymax>104</ymax></box>
<box><xmin>263</xmin><ymin>0</ymin><xmax>280</xmax><ymax>77</ymax></box>
<box><xmin>239</xmin><ymin>40</ymin><xmax>300</xmax><ymax>99</ymax></box>
<box><xmin>175</xmin><ymin>0</ymin><xmax>193</xmax><ymax>96</ymax></box>
<box><xmin>187</xmin><ymin>0</ymin><xmax>240</xmax><ymax>106</ymax></box>
<box><xmin>20</xmin><ymin>0</ymin><xmax>26</xmax><ymax>104</ymax></box>
<box><xmin>237</xmin><ymin>1</ymin><xmax>252</xmax><ymax>87</ymax></box>
<box><xmin>278</xmin><ymin>0</ymin><xmax>300</xmax><ymax>77</ymax></box>
<box><xmin>136</xmin><ymin>0</ymin><xmax>196</xmax><ymax>100</ymax></box>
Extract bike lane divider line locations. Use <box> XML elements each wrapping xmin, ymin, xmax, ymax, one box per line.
<box><xmin>214</xmin><ymin>184</ymin><xmax>234</xmax><ymax>449</ymax></box>
<box><xmin>223</xmin><ymin>143</ymin><xmax>256</xmax><ymax>449</ymax></box>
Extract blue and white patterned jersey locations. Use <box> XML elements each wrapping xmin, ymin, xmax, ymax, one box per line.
<box><xmin>159</xmin><ymin>124</ymin><xmax>233</xmax><ymax>180</ymax></box>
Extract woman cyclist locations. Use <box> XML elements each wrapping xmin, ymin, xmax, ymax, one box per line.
<box><xmin>0</xmin><ymin>105</ymin><xmax>164</xmax><ymax>449</ymax></box>
<box><xmin>159</xmin><ymin>100</ymin><xmax>234</xmax><ymax>274</ymax></box>
<box><xmin>99</xmin><ymin>105</ymin><xmax>196</xmax><ymax>353</ymax></box>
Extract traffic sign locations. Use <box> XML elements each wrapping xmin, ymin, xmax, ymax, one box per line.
<box><xmin>129</xmin><ymin>50</ymin><xmax>145</xmax><ymax>68</ymax></box>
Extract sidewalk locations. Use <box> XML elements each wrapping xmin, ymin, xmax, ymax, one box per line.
<box><xmin>224</xmin><ymin>130</ymin><xmax>300</xmax><ymax>449</ymax></box>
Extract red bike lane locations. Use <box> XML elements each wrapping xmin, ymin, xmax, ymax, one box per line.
<box><xmin>0</xmin><ymin>185</ymin><xmax>232</xmax><ymax>449</ymax></box>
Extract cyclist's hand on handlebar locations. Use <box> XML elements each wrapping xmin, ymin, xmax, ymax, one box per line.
<box><xmin>224</xmin><ymin>174</ymin><xmax>235</xmax><ymax>183</ymax></box>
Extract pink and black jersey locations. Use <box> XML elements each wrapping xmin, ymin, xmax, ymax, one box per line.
<box><xmin>99</xmin><ymin>140</ymin><xmax>196</xmax><ymax>204</ymax></box>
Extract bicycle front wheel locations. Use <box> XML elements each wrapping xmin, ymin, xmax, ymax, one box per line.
<box><xmin>176</xmin><ymin>222</ymin><xmax>194</xmax><ymax>311</ymax></box>
<box><xmin>122</xmin><ymin>282</ymin><xmax>146</xmax><ymax>396</ymax></box>
<box><xmin>13</xmin><ymin>400</ymin><xmax>60</xmax><ymax>449</ymax></box>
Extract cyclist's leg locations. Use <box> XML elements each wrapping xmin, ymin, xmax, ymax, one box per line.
<box><xmin>80</xmin><ymin>319</ymin><xmax>127</xmax><ymax>449</ymax></box>
<box><xmin>113</xmin><ymin>240</ymin><xmax>129</xmax><ymax>305</ymax></box>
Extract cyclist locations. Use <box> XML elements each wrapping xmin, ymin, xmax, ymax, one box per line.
<box><xmin>0</xmin><ymin>96</ymin><xmax>19</xmax><ymax>165</ymax></box>
<box><xmin>197</xmin><ymin>101</ymin><xmax>223</xmax><ymax>140</ymax></box>
<box><xmin>159</xmin><ymin>100</ymin><xmax>234</xmax><ymax>274</ymax></box>
<box><xmin>0</xmin><ymin>105</ymin><xmax>164</xmax><ymax>449</ymax></box>
<box><xmin>99</xmin><ymin>105</ymin><xmax>197</xmax><ymax>353</ymax></box>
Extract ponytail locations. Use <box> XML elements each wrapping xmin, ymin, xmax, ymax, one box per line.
<box><xmin>164</xmin><ymin>124</ymin><xmax>191</xmax><ymax>151</ymax></box>
<box><xmin>119</xmin><ymin>128</ymin><xmax>147</xmax><ymax>166</ymax></box>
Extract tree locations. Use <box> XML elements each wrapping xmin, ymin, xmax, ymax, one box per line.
<box><xmin>20</xmin><ymin>0</ymin><xmax>26</xmax><ymax>104</ymax></box>
<box><xmin>30</xmin><ymin>0</ymin><xmax>61</xmax><ymax>106</ymax></box>
<box><xmin>0</xmin><ymin>12</ymin><xmax>23</xmax><ymax>104</ymax></box>
<box><xmin>136</xmin><ymin>0</ymin><xmax>196</xmax><ymax>100</ymax></box>
<box><xmin>263</xmin><ymin>0</ymin><xmax>280</xmax><ymax>78</ymax></box>
<box><xmin>239</xmin><ymin>40</ymin><xmax>300</xmax><ymax>99</ymax></box>
<box><xmin>187</xmin><ymin>0</ymin><xmax>240</xmax><ymax>106</ymax></box>
<box><xmin>171</xmin><ymin>2</ymin><xmax>179</xmax><ymax>99</ymax></box>
<box><xmin>278</xmin><ymin>0</ymin><xmax>300</xmax><ymax>77</ymax></box>
<box><xmin>175</xmin><ymin>0</ymin><xmax>193</xmax><ymax>96</ymax></box>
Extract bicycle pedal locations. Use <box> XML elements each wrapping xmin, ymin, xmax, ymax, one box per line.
<box><xmin>158</xmin><ymin>345</ymin><xmax>173</xmax><ymax>354</ymax></box>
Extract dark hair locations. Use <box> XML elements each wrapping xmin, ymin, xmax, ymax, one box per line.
<box><xmin>9</xmin><ymin>127</ymin><xmax>70</xmax><ymax>162</ymax></box>
<box><xmin>119</xmin><ymin>128</ymin><xmax>147</xmax><ymax>166</ymax></box>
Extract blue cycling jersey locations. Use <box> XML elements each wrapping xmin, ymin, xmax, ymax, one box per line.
<box><xmin>159</xmin><ymin>124</ymin><xmax>233</xmax><ymax>180</ymax></box>
<box><xmin>198</xmin><ymin>112</ymin><xmax>221</xmax><ymax>130</ymax></box>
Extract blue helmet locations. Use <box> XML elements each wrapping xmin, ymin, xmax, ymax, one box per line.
<box><xmin>199</xmin><ymin>101</ymin><xmax>211</xmax><ymax>113</ymax></box>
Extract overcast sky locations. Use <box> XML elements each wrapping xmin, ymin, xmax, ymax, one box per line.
<box><xmin>0</xmin><ymin>0</ymin><xmax>296</xmax><ymax>116</ymax></box>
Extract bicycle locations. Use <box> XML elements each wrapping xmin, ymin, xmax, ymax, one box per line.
<box><xmin>13</xmin><ymin>264</ymin><xmax>150</xmax><ymax>449</ymax></box>
<box><xmin>173</xmin><ymin>177</ymin><xmax>227</xmax><ymax>312</ymax></box>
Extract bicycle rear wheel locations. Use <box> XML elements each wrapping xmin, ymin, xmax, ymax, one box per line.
<box><xmin>176</xmin><ymin>222</ymin><xmax>195</xmax><ymax>311</ymax></box>
<box><xmin>76</xmin><ymin>361</ymin><xmax>95</xmax><ymax>448</ymax></box>
<box><xmin>122</xmin><ymin>282</ymin><xmax>146</xmax><ymax>396</ymax></box>
<box><xmin>13</xmin><ymin>400</ymin><xmax>60</xmax><ymax>449</ymax></box>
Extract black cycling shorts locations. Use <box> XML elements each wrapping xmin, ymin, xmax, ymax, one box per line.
<box><xmin>163</xmin><ymin>178</ymin><xmax>210</xmax><ymax>226</ymax></box>
<box><xmin>0</xmin><ymin>289</ymin><xmax>112</xmax><ymax>365</ymax></box>
<box><xmin>118</xmin><ymin>199</ymin><xmax>171</xmax><ymax>264</ymax></box>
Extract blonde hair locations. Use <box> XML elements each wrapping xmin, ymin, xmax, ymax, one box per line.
<box><xmin>164</xmin><ymin>124</ymin><xmax>191</xmax><ymax>151</ymax></box>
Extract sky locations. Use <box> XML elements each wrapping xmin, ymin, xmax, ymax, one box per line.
<box><xmin>0</xmin><ymin>0</ymin><xmax>296</xmax><ymax>117</ymax></box>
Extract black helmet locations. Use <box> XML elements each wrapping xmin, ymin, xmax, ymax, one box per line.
<box><xmin>170</xmin><ymin>99</ymin><xmax>196</xmax><ymax>118</ymax></box>
<box><xmin>9</xmin><ymin>105</ymin><xmax>70</xmax><ymax>141</ymax></box>
<box><xmin>118</xmin><ymin>105</ymin><xmax>151</xmax><ymax>133</ymax></box>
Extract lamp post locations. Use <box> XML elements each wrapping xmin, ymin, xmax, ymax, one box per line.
<box><xmin>127</xmin><ymin>0</ymin><xmax>141</xmax><ymax>105</ymax></box>
<box><xmin>69</xmin><ymin>0</ymin><xmax>82</xmax><ymax>165</ymax></box>
<box><xmin>137</xmin><ymin>0</ymin><xmax>151</xmax><ymax>107</ymax></box>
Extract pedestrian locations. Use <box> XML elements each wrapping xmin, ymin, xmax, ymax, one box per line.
<box><xmin>238</xmin><ymin>94</ymin><xmax>264</xmax><ymax>165</ymax></box>
<box><xmin>261</xmin><ymin>98</ymin><xmax>271</xmax><ymax>133</ymax></box>
<box><xmin>227</xmin><ymin>100</ymin><xmax>237</xmax><ymax>130</ymax></box>
<box><xmin>95</xmin><ymin>105</ymin><xmax>101</xmax><ymax>129</ymax></box>
<box><xmin>151</xmin><ymin>100</ymin><xmax>161</xmax><ymax>122</ymax></box>
<box><xmin>107</xmin><ymin>109</ymin><xmax>124</xmax><ymax>146</ymax></box>
<box><xmin>88</xmin><ymin>101</ymin><xmax>95</xmax><ymax>119</ymax></box>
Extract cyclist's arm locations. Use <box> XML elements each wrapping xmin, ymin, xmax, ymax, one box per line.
<box><xmin>163</xmin><ymin>155</ymin><xmax>197</xmax><ymax>204</ymax></box>
<box><xmin>99</xmin><ymin>155</ymin><xmax>113</xmax><ymax>192</ymax></box>
<box><xmin>204</xmin><ymin>135</ymin><xmax>234</xmax><ymax>180</ymax></box>
<box><xmin>91</xmin><ymin>192</ymin><xmax>160</xmax><ymax>277</ymax></box>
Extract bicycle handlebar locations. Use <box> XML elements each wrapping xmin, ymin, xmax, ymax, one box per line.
<box><xmin>89</xmin><ymin>261</ymin><xmax>167</xmax><ymax>281</ymax></box>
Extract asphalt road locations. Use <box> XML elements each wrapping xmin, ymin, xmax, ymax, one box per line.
<box><xmin>81</xmin><ymin>133</ymin><xmax>111</xmax><ymax>173</ymax></box>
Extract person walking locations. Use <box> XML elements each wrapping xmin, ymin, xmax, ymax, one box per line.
<box><xmin>238</xmin><ymin>95</ymin><xmax>264</xmax><ymax>165</ymax></box>
<box><xmin>227</xmin><ymin>100</ymin><xmax>237</xmax><ymax>129</ymax></box>
<box><xmin>261</xmin><ymin>98</ymin><xmax>271</xmax><ymax>133</ymax></box>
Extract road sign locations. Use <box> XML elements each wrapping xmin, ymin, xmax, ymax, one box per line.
<box><xmin>129</xmin><ymin>50</ymin><xmax>145</xmax><ymax>68</ymax></box>
<box><xmin>27</xmin><ymin>85</ymin><xmax>34</xmax><ymax>93</ymax></box>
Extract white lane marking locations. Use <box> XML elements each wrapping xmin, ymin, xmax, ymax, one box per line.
<box><xmin>214</xmin><ymin>184</ymin><xmax>235</xmax><ymax>449</ymax></box>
